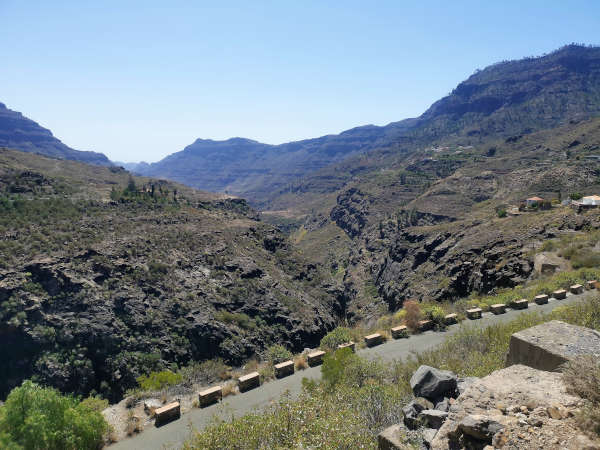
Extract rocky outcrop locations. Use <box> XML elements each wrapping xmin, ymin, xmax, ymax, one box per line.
<box><xmin>380</xmin><ymin>322</ymin><xmax>600</xmax><ymax>449</ymax></box>
<box><xmin>430</xmin><ymin>364</ymin><xmax>593</xmax><ymax>449</ymax></box>
<box><xmin>506</xmin><ymin>320</ymin><xmax>600</xmax><ymax>371</ymax></box>
<box><xmin>330</xmin><ymin>188</ymin><xmax>371</xmax><ymax>238</ymax></box>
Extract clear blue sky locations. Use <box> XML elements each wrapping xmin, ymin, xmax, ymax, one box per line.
<box><xmin>1</xmin><ymin>1</ymin><xmax>599</xmax><ymax>162</ymax></box>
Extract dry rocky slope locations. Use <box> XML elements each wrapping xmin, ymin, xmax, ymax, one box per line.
<box><xmin>125</xmin><ymin>45</ymin><xmax>600</xmax><ymax>324</ymax></box>
<box><xmin>0</xmin><ymin>148</ymin><xmax>339</xmax><ymax>402</ymax></box>
<box><xmin>380</xmin><ymin>321</ymin><xmax>600</xmax><ymax>449</ymax></box>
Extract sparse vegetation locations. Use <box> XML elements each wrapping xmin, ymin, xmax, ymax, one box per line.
<box><xmin>184</xmin><ymin>294</ymin><xmax>600</xmax><ymax>448</ymax></box>
<box><xmin>563</xmin><ymin>356</ymin><xmax>600</xmax><ymax>437</ymax></box>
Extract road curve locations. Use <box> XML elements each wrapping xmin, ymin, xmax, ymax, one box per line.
<box><xmin>110</xmin><ymin>290</ymin><xmax>591</xmax><ymax>450</ymax></box>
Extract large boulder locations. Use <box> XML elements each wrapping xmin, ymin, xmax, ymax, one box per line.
<box><xmin>410</xmin><ymin>365</ymin><xmax>458</xmax><ymax>401</ymax></box>
<box><xmin>506</xmin><ymin>320</ymin><xmax>600</xmax><ymax>371</ymax></box>
<box><xmin>419</xmin><ymin>409</ymin><xmax>448</xmax><ymax>429</ymax></box>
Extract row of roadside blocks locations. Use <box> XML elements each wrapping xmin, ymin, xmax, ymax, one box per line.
<box><xmin>153</xmin><ymin>280</ymin><xmax>596</xmax><ymax>427</ymax></box>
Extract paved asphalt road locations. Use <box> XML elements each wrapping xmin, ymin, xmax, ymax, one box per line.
<box><xmin>111</xmin><ymin>290</ymin><xmax>592</xmax><ymax>450</ymax></box>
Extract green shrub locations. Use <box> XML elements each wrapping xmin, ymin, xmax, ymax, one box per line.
<box><xmin>264</xmin><ymin>344</ymin><xmax>293</xmax><ymax>364</ymax></box>
<box><xmin>422</xmin><ymin>304</ymin><xmax>446</xmax><ymax>326</ymax></box>
<box><xmin>214</xmin><ymin>310</ymin><xmax>256</xmax><ymax>330</ymax></box>
<box><xmin>136</xmin><ymin>369</ymin><xmax>182</xmax><ymax>391</ymax></box>
<box><xmin>497</xmin><ymin>209</ymin><xmax>507</xmax><ymax>218</ymax></box>
<box><xmin>322</xmin><ymin>348</ymin><xmax>357</xmax><ymax>388</ymax></box>
<box><xmin>0</xmin><ymin>380</ymin><xmax>108</xmax><ymax>450</ymax></box>
<box><xmin>320</xmin><ymin>327</ymin><xmax>353</xmax><ymax>351</ymax></box>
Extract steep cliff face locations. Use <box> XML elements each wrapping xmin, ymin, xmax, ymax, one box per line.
<box><xmin>310</xmin><ymin>118</ymin><xmax>600</xmax><ymax>320</ymax></box>
<box><xmin>0</xmin><ymin>102</ymin><xmax>110</xmax><ymax>165</ymax></box>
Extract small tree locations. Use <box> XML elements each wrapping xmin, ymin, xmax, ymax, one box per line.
<box><xmin>126</xmin><ymin>176</ymin><xmax>137</xmax><ymax>194</ymax></box>
<box><xmin>0</xmin><ymin>380</ymin><xmax>108</xmax><ymax>450</ymax></box>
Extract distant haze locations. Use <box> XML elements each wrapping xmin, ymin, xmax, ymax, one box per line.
<box><xmin>1</xmin><ymin>1</ymin><xmax>599</xmax><ymax>162</ymax></box>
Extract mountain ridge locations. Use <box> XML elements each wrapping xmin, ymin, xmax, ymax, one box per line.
<box><xmin>130</xmin><ymin>44</ymin><xmax>600</xmax><ymax>205</ymax></box>
<box><xmin>0</xmin><ymin>102</ymin><xmax>111</xmax><ymax>166</ymax></box>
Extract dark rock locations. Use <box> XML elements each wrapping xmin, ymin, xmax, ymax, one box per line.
<box><xmin>403</xmin><ymin>397</ymin><xmax>434</xmax><ymax>429</ymax></box>
<box><xmin>458</xmin><ymin>414</ymin><xmax>504</xmax><ymax>441</ymax></box>
<box><xmin>410</xmin><ymin>365</ymin><xmax>458</xmax><ymax>401</ymax></box>
<box><xmin>419</xmin><ymin>409</ymin><xmax>448</xmax><ymax>429</ymax></box>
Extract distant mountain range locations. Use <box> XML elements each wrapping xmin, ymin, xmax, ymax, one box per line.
<box><xmin>0</xmin><ymin>102</ymin><xmax>110</xmax><ymax>165</ymax></box>
<box><xmin>128</xmin><ymin>45</ymin><xmax>600</xmax><ymax>206</ymax></box>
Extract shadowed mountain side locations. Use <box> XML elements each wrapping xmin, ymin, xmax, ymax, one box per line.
<box><xmin>0</xmin><ymin>102</ymin><xmax>111</xmax><ymax>165</ymax></box>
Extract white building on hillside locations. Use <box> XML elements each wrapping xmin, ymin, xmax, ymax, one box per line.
<box><xmin>582</xmin><ymin>195</ymin><xmax>600</xmax><ymax>206</ymax></box>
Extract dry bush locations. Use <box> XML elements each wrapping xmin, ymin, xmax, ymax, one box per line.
<box><xmin>563</xmin><ymin>356</ymin><xmax>600</xmax><ymax>437</ymax></box>
<box><xmin>244</xmin><ymin>359</ymin><xmax>260</xmax><ymax>372</ymax></box>
<box><xmin>222</xmin><ymin>380</ymin><xmax>238</xmax><ymax>398</ymax></box>
<box><xmin>259</xmin><ymin>363</ymin><xmax>275</xmax><ymax>382</ymax></box>
<box><xmin>403</xmin><ymin>300</ymin><xmax>422</xmax><ymax>332</ymax></box>
<box><xmin>294</xmin><ymin>355</ymin><xmax>308</xmax><ymax>370</ymax></box>
<box><xmin>126</xmin><ymin>411</ymin><xmax>143</xmax><ymax>436</ymax></box>
<box><xmin>107</xmin><ymin>429</ymin><xmax>119</xmax><ymax>444</ymax></box>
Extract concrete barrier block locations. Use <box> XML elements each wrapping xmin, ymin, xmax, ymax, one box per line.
<box><xmin>274</xmin><ymin>360</ymin><xmax>295</xmax><ymax>378</ymax></box>
<box><xmin>391</xmin><ymin>325</ymin><xmax>408</xmax><ymax>339</ymax></box>
<box><xmin>513</xmin><ymin>299</ymin><xmax>529</xmax><ymax>310</ymax></box>
<box><xmin>534</xmin><ymin>294</ymin><xmax>549</xmax><ymax>305</ymax></box>
<box><xmin>444</xmin><ymin>313</ymin><xmax>458</xmax><ymax>325</ymax></box>
<box><xmin>506</xmin><ymin>320</ymin><xmax>600</xmax><ymax>371</ymax></box>
<box><xmin>552</xmin><ymin>289</ymin><xmax>567</xmax><ymax>300</ymax></box>
<box><xmin>307</xmin><ymin>350</ymin><xmax>326</xmax><ymax>367</ymax></box>
<box><xmin>337</xmin><ymin>341</ymin><xmax>356</xmax><ymax>352</ymax></box>
<box><xmin>418</xmin><ymin>319</ymin><xmax>434</xmax><ymax>331</ymax></box>
<box><xmin>490</xmin><ymin>304</ymin><xmax>506</xmax><ymax>315</ymax></box>
<box><xmin>238</xmin><ymin>371</ymin><xmax>260</xmax><ymax>392</ymax></box>
<box><xmin>570</xmin><ymin>284</ymin><xmax>584</xmax><ymax>294</ymax></box>
<box><xmin>154</xmin><ymin>401</ymin><xmax>180</xmax><ymax>426</ymax></box>
<box><xmin>198</xmin><ymin>386</ymin><xmax>222</xmax><ymax>407</ymax></box>
<box><xmin>586</xmin><ymin>280</ymin><xmax>597</xmax><ymax>290</ymax></box>
<box><xmin>364</xmin><ymin>333</ymin><xmax>383</xmax><ymax>347</ymax></box>
<box><xmin>466</xmin><ymin>308</ymin><xmax>482</xmax><ymax>319</ymax></box>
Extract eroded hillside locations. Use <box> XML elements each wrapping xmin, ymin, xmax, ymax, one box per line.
<box><xmin>283</xmin><ymin>117</ymin><xmax>600</xmax><ymax>322</ymax></box>
<box><xmin>0</xmin><ymin>149</ymin><xmax>340</xmax><ymax>401</ymax></box>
